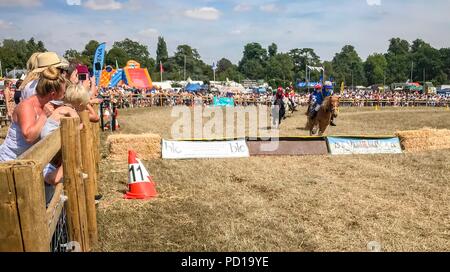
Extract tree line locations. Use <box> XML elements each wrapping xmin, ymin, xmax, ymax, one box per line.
<box><xmin>1</xmin><ymin>37</ymin><xmax>449</xmax><ymax>87</ymax></box>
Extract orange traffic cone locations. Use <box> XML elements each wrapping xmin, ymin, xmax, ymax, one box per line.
<box><xmin>124</xmin><ymin>150</ymin><xmax>158</xmax><ymax>200</ymax></box>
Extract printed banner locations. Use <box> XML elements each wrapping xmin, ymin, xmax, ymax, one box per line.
<box><xmin>327</xmin><ymin>137</ymin><xmax>403</xmax><ymax>155</ymax></box>
<box><xmin>213</xmin><ymin>97</ymin><xmax>235</xmax><ymax>107</ymax></box>
<box><xmin>162</xmin><ymin>139</ymin><xmax>250</xmax><ymax>159</ymax></box>
<box><xmin>93</xmin><ymin>43</ymin><xmax>106</xmax><ymax>86</ymax></box>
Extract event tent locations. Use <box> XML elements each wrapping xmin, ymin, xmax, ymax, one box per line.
<box><xmin>185</xmin><ymin>83</ymin><xmax>202</xmax><ymax>92</ymax></box>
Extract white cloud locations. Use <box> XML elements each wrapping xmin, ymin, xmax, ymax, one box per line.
<box><xmin>0</xmin><ymin>20</ymin><xmax>14</xmax><ymax>29</ymax></box>
<box><xmin>0</xmin><ymin>0</ymin><xmax>41</xmax><ymax>7</ymax></box>
<box><xmin>184</xmin><ymin>7</ymin><xmax>220</xmax><ymax>21</ymax></box>
<box><xmin>138</xmin><ymin>28</ymin><xmax>159</xmax><ymax>38</ymax></box>
<box><xmin>234</xmin><ymin>4</ymin><xmax>252</xmax><ymax>12</ymax></box>
<box><xmin>260</xmin><ymin>4</ymin><xmax>277</xmax><ymax>13</ymax></box>
<box><xmin>66</xmin><ymin>0</ymin><xmax>81</xmax><ymax>5</ymax></box>
<box><xmin>367</xmin><ymin>0</ymin><xmax>381</xmax><ymax>6</ymax></box>
<box><xmin>230</xmin><ymin>29</ymin><xmax>242</xmax><ymax>35</ymax></box>
<box><xmin>84</xmin><ymin>0</ymin><xmax>122</xmax><ymax>10</ymax></box>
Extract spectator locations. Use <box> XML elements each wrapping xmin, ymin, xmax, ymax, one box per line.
<box><xmin>0</xmin><ymin>66</ymin><xmax>66</xmax><ymax>161</ymax></box>
<box><xmin>65</xmin><ymin>63</ymin><xmax>100</xmax><ymax>123</ymax></box>
<box><xmin>21</xmin><ymin>52</ymin><xmax>69</xmax><ymax>100</ymax></box>
<box><xmin>19</xmin><ymin>52</ymin><xmax>42</xmax><ymax>100</ymax></box>
<box><xmin>14</xmin><ymin>79</ymin><xmax>23</xmax><ymax>105</ymax></box>
<box><xmin>40</xmin><ymin>84</ymin><xmax>89</xmax><ymax>205</ymax></box>
<box><xmin>3</xmin><ymin>80</ymin><xmax>15</xmax><ymax>119</ymax></box>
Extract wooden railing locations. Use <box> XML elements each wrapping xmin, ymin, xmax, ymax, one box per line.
<box><xmin>98</xmin><ymin>94</ymin><xmax>450</xmax><ymax>109</ymax></box>
<box><xmin>0</xmin><ymin>110</ymin><xmax>100</xmax><ymax>252</ymax></box>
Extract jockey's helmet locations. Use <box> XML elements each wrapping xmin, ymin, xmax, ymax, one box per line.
<box><xmin>324</xmin><ymin>81</ymin><xmax>333</xmax><ymax>89</ymax></box>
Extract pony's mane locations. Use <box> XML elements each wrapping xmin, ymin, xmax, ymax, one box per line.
<box><xmin>321</xmin><ymin>96</ymin><xmax>332</xmax><ymax>113</ymax></box>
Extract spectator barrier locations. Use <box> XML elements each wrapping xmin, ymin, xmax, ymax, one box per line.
<box><xmin>0</xmin><ymin>111</ymin><xmax>100</xmax><ymax>252</ymax></box>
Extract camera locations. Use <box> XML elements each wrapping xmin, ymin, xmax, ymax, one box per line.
<box><xmin>78</xmin><ymin>74</ymin><xmax>88</xmax><ymax>81</ymax></box>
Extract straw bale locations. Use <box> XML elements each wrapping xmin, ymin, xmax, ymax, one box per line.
<box><xmin>396</xmin><ymin>128</ymin><xmax>450</xmax><ymax>152</ymax></box>
<box><xmin>107</xmin><ymin>133</ymin><xmax>161</xmax><ymax>161</ymax></box>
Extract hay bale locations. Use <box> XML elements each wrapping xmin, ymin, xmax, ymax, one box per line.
<box><xmin>396</xmin><ymin>128</ymin><xmax>450</xmax><ymax>152</ymax></box>
<box><xmin>107</xmin><ymin>133</ymin><xmax>161</xmax><ymax>161</ymax></box>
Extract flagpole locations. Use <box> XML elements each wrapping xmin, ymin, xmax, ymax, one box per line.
<box><xmin>160</xmin><ymin>61</ymin><xmax>163</xmax><ymax>82</ymax></box>
<box><xmin>0</xmin><ymin>60</ymin><xmax>2</xmax><ymax>78</ymax></box>
<box><xmin>184</xmin><ymin>55</ymin><xmax>186</xmax><ymax>81</ymax></box>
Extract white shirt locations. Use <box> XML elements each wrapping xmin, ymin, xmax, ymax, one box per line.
<box><xmin>21</xmin><ymin>80</ymin><xmax>38</xmax><ymax>100</ymax></box>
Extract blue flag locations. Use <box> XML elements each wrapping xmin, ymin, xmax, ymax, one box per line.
<box><xmin>212</xmin><ymin>62</ymin><xmax>217</xmax><ymax>71</ymax></box>
<box><xmin>93</xmin><ymin>42</ymin><xmax>106</xmax><ymax>86</ymax></box>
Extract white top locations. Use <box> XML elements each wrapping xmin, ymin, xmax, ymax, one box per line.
<box><xmin>21</xmin><ymin>80</ymin><xmax>38</xmax><ymax>100</ymax></box>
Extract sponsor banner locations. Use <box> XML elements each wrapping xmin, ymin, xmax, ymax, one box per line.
<box><xmin>213</xmin><ymin>97</ymin><xmax>235</xmax><ymax>107</ymax></box>
<box><xmin>327</xmin><ymin>137</ymin><xmax>402</xmax><ymax>155</ymax></box>
<box><xmin>93</xmin><ymin>42</ymin><xmax>106</xmax><ymax>86</ymax></box>
<box><xmin>162</xmin><ymin>139</ymin><xmax>250</xmax><ymax>159</ymax></box>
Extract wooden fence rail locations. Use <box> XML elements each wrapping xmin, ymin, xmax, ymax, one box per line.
<box><xmin>98</xmin><ymin>94</ymin><xmax>450</xmax><ymax>109</ymax></box>
<box><xmin>0</xmin><ymin>110</ymin><xmax>100</xmax><ymax>252</ymax></box>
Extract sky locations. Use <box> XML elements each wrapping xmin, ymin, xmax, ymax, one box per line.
<box><xmin>1</xmin><ymin>0</ymin><xmax>450</xmax><ymax>65</ymax></box>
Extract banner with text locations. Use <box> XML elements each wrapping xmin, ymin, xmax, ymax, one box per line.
<box><xmin>162</xmin><ymin>139</ymin><xmax>250</xmax><ymax>159</ymax></box>
<box><xmin>327</xmin><ymin>137</ymin><xmax>403</xmax><ymax>155</ymax></box>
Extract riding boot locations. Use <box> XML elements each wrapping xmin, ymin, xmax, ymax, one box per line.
<box><xmin>330</xmin><ymin>116</ymin><xmax>337</xmax><ymax>126</ymax></box>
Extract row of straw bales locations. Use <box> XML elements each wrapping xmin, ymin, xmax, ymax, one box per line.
<box><xmin>396</xmin><ymin>128</ymin><xmax>450</xmax><ymax>152</ymax></box>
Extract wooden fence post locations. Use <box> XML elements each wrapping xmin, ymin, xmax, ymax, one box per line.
<box><xmin>91</xmin><ymin>103</ymin><xmax>101</xmax><ymax>194</ymax></box>
<box><xmin>79</xmin><ymin>111</ymin><xmax>99</xmax><ymax>249</ymax></box>
<box><xmin>0</xmin><ymin>161</ymin><xmax>49</xmax><ymax>252</ymax></box>
<box><xmin>0</xmin><ymin>162</ymin><xmax>24</xmax><ymax>252</ymax></box>
<box><xmin>60</xmin><ymin>117</ymin><xmax>90</xmax><ymax>252</ymax></box>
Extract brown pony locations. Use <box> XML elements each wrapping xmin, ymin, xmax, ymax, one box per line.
<box><xmin>306</xmin><ymin>95</ymin><xmax>340</xmax><ymax>136</ymax></box>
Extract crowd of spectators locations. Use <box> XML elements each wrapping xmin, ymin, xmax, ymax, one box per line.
<box><xmin>94</xmin><ymin>86</ymin><xmax>450</xmax><ymax>109</ymax></box>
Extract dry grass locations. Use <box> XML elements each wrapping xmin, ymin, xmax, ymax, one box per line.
<box><xmin>94</xmin><ymin>107</ymin><xmax>450</xmax><ymax>251</ymax></box>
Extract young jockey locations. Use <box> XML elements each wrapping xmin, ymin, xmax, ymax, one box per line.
<box><xmin>273</xmin><ymin>87</ymin><xmax>286</xmax><ymax>128</ymax></box>
<box><xmin>308</xmin><ymin>81</ymin><xmax>337</xmax><ymax>126</ymax></box>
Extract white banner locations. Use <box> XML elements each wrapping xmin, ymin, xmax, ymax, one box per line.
<box><xmin>307</xmin><ymin>65</ymin><xmax>324</xmax><ymax>72</ymax></box>
<box><xmin>327</xmin><ymin>137</ymin><xmax>403</xmax><ymax>155</ymax></box>
<box><xmin>162</xmin><ymin>139</ymin><xmax>250</xmax><ymax>159</ymax></box>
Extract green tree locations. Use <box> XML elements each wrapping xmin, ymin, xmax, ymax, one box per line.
<box><xmin>410</xmin><ymin>39</ymin><xmax>443</xmax><ymax>84</ymax></box>
<box><xmin>105</xmin><ymin>47</ymin><xmax>129</xmax><ymax>68</ymax></box>
<box><xmin>81</xmin><ymin>40</ymin><xmax>100</xmax><ymax>69</ymax></box>
<box><xmin>439</xmin><ymin>48</ymin><xmax>450</xmax><ymax>84</ymax></box>
<box><xmin>216</xmin><ymin>58</ymin><xmax>242</xmax><ymax>82</ymax></box>
<box><xmin>217</xmin><ymin>58</ymin><xmax>234</xmax><ymax>73</ymax></box>
<box><xmin>156</xmin><ymin>36</ymin><xmax>169</xmax><ymax>71</ymax></box>
<box><xmin>265</xmin><ymin>53</ymin><xmax>294</xmax><ymax>87</ymax></box>
<box><xmin>268</xmin><ymin>43</ymin><xmax>278</xmax><ymax>57</ymax></box>
<box><xmin>364</xmin><ymin>54</ymin><xmax>388</xmax><ymax>86</ymax></box>
<box><xmin>170</xmin><ymin>44</ymin><xmax>210</xmax><ymax>81</ymax></box>
<box><xmin>385</xmin><ymin>38</ymin><xmax>410</xmax><ymax>83</ymax></box>
<box><xmin>288</xmin><ymin>48</ymin><xmax>321</xmax><ymax>81</ymax></box>
<box><xmin>332</xmin><ymin>45</ymin><xmax>367</xmax><ymax>86</ymax></box>
<box><xmin>113</xmin><ymin>38</ymin><xmax>154</xmax><ymax>69</ymax></box>
<box><xmin>64</xmin><ymin>49</ymin><xmax>83</xmax><ymax>63</ymax></box>
<box><xmin>0</xmin><ymin>39</ymin><xmax>29</xmax><ymax>70</ymax></box>
<box><xmin>239</xmin><ymin>43</ymin><xmax>268</xmax><ymax>79</ymax></box>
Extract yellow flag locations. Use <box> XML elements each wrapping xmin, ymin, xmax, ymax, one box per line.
<box><xmin>340</xmin><ymin>82</ymin><xmax>345</xmax><ymax>96</ymax></box>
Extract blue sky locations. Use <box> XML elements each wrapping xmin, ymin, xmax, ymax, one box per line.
<box><xmin>1</xmin><ymin>0</ymin><xmax>449</xmax><ymax>65</ymax></box>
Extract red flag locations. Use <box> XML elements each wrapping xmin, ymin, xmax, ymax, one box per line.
<box><xmin>160</xmin><ymin>61</ymin><xmax>164</xmax><ymax>73</ymax></box>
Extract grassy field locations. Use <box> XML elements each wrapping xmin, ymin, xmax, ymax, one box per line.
<box><xmin>88</xmin><ymin>107</ymin><xmax>449</xmax><ymax>251</ymax></box>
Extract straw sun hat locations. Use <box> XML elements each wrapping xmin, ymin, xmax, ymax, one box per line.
<box><xmin>32</xmin><ymin>52</ymin><xmax>69</xmax><ymax>73</ymax></box>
